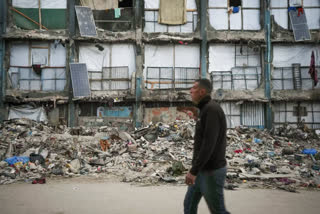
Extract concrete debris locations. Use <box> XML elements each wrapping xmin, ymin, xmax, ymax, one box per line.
<box><xmin>0</xmin><ymin>118</ymin><xmax>319</xmax><ymax>191</ymax></box>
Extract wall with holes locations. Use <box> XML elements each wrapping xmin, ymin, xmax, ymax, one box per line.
<box><xmin>8</xmin><ymin>41</ymin><xmax>67</xmax><ymax>91</ymax></box>
<box><xmin>144</xmin><ymin>44</ymin><xmax>200</xmax><ymax>89</ymax></box>
<box><xmin>79</xmin><ymin>43</ymin><xmax>135</xmax><ymax>91</ymax></box>
<box><xmin>209</xmin><ymin>43</ymin><xmax>262</xmax><ymax>90</ymax></box>
<box><xmin>144</xmin><ymin>0</ymin><xmax>198</xmax><ymax>33</ymax></box>
<box><xmin>271</xmin><ymin>0</ymin><xmax>320</xmax><ymax>30</ymax></box>
<box><xmin>272</xmin><ymin>45</ymin><xmax>320</xmax><ymax>90</ymax></box>
<box><xmin>208</xmin><ymin>0</ymin><xmax>261</xmax><ymax>30</ymax></box>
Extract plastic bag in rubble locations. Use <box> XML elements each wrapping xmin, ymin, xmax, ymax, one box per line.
<box><xmin>5</xmin><ymin>156</ymin><xmax>29</xmax><ymax>165</ymax></box>
<box><xmin>29</xmin><ymin>153</ymin><xmax>45</xmax><ymax>164</ymax></box>
<box><xmin>302</xmin><ymin>149</ymin><xmax>317</xmax><ymax>155</ymax></box>
<box><xmin>166</xmin><ymin>161</ymin><xmax>186</xmax><ymax>176</ymax></box>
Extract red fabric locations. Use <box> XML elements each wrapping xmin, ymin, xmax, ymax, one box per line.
<box><xmin>298</xmin><ymin>8</ymin><xmax>304</xmax><ymax>17</ymax></box>
<box><xmin>309</xmin><ymin>51</ymin><xmax>318</xmax><ymax>86</ymax></box>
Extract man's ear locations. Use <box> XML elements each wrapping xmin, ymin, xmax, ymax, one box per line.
<box><xmin>200</xmin><ymin>88</ymin><xmax>207</xmax><ymax>96</ymax></box>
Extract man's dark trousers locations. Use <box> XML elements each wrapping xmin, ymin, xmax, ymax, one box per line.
<box><xmin>184</xmin><ymin>167</ymin><xmax>230</xmax><ymax>214</ymax></box>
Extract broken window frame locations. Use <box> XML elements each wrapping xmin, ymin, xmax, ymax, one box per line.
<box><xmin>270</xmin><ymin>1</ymin><xmax>320</xmax><ymax>30</ymax></box>
<box><xmin>272</xmin><ymin>66</ymin><xmax>320</xmax><ymax>90</ymax></box>
<box><xmin>146</xmin><ymin>67</ymin><xmax>200</xmax><ymax>90</ymax></box>
<box><xmin>211</xmin><ymin>43</ymin><xmax>262</xmax><ymax>91</ymax></box>
<box><xmin>88</xmin><ymin>66</ymin><xmax>130</xmax><ymax>91</ymax></box>
<box><xmin>144</xmin><ymin>9</ymin><xmax>198</xmax><ymax>33</ymax></box>
<box><xmin>212</xmin><ymin>67</ymin><xmax>261</xmax><ymax>90</ymax></box>
<box><xmin>273</xmin><ymin>102</ymin><xmax>320</xmax><ymax>129</ymax></box>
<box><xmin>9</xmin><ymin>67</ymin><xmax>66</xmax><ymax>91</ymax></box>
<box><xmin>8</xmin><ymin>41</ymin><xmax>67</xmax><ymax>92</ymax></box>
<box><xmin>79</xmin><ymin>0</ymin><xmax>134</xmax><ymax>32</ymax></box>
<box><xmin>208</xmin><ymin>0</ymin><xmax>261</xmax><ymax>31</ymax></box>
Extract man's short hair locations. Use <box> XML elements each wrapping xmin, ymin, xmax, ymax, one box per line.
<box><xmin>195</xmin><ymin>79</ymin><xmax>212</xmax><ymax>94</ymax></box>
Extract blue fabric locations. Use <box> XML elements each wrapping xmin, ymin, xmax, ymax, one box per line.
<box><xmin>302</xmin><ymin>149</ymin><xmax>317</xmax><ymax>155</ymax></box>
<box><xmin>5</xmin><ymin>156</ymin><xmax>29</xmax><ymax>165</ymax></box>
<box><xmin>288</xmin><ymin>7</ymin><xmax>297</xmax><ymax>12</ymax></box>
<box><xmin>184</xmin><ymin>167</ymin><xmax>230</xmax><ymax>214</ymax></box>
<box><xmin>232</xmin><ymin>6</ymin><xmax>239</xmax><ymax>13</ymax></box>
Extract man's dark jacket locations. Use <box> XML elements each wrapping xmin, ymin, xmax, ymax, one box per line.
<box><xmin>190</xmin><ymin>96</ymin><xmax>227</xmax><ymax>176</ymax></box>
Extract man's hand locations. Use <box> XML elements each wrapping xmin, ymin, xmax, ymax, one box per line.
<box><xmin>185</xmin><ymin>172</ymin><xmax>196</xmax><ymax>186</ymax></box>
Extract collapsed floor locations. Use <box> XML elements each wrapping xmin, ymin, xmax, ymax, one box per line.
<box><xmin>0</xmin><ymin>118</ymin><xmax>319</xmax><ymax>192</ymax></box>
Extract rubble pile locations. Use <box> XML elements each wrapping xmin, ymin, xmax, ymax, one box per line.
<box><xmin>0</xmin><ymin>118</ymin><xmax>319</xmax><ymax>191</ymax></box>
<box><xmin>226</xmin><ymin>126</ymin><xmax>320</xmax><ymax>191</ymax></box>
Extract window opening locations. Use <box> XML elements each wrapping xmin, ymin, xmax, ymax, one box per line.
<box><xmin>209</xmin><ymin>0</ymin><xmax>261</xmax><ymax>30</ymax></box>
<box><xmin>119</xmin><ymin>0</ymin><xmax>133</xmax><ymax>8</ymax></box>
<box><xmin>273</xmin><ymin>102</ymin><xmax>320</xmax><ymax>129</ymax></box>
<box><xmin>146</xmin><ymin>67</ymin><xmax>199</xmax><ymax>90</ymax></box>
<box><xmin>88</xmin><ymin>66</ymin><xmax>130</xmax><ymax>91</ymax></box>
<box><xmin>229</xmin><ymin>0</ymin><xmax>241</xmax><ymax>7</ymax></box>
<box><xmin>272</xmin><ymin>65</ymin><xmax>320</xmax><ymax>90</ymax></box>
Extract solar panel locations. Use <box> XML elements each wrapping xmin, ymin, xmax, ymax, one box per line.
<box><xmin>289</xmin><ymin>8</ymin><xmax>311</xmax><ymax>41</ymax></box>
<box><xmin>75</xmin><ymin>6</ymin><xmax>97</xmax><ymax>37</ymax></box>
<box><xmin>70</xmin><ymin>63</ymin><xmax>91</xmax><ymax>97</ymax></box>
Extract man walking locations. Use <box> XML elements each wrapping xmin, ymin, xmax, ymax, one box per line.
<box><xmin>184</xmin><ymin>79</ymin><xmax>230</xmax><ymax>214</ymax></box>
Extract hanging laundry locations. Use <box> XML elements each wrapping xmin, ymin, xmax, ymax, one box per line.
<box><xmin>32</xmin><ymin>64</ymin><xmax>42</xmax><ymax>76</ymax></box>
<box><xmin>114</xmin><ymin>8</ymin><xmax>121</xmax><ymax>19</ymax></box>
<box><xmin>230</xmin><ymin>0</ymin><xmax>241</xmax><ymax>7</ymax></box>
<box><xmin>158</xmin><ymin>0</ymin><xmax>187</xmax><ymax>25</ymax></box>
<box><xmin>232</xmin><ymin>6</ymin><xmax>239</xmax><ymax>14</ymax></box>
<box><xmin>288</xmin><ymin>7</ymin><xmax>297</xmax><ymax>12</ymax></box>
<box><xmin>297</xmin><ymin>7</ymin><xmax>304</xmax><ymax>17</ymax></box>
<box><xmin>309</xmin><ymin>51</ymin><xmax>318</xmax><ymax>86</ymax></box>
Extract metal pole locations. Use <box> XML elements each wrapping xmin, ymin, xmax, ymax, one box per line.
<box><xmin>38</xmin><ymin>0</ymin><xmax>42</xmax><ymax>30</ymax></box>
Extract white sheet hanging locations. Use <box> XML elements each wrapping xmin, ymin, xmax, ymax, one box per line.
<box><xmin>12</xmin><ymin>0</ymin><xmax>67</xmax><ymax>9</ymax></box>
<box><xmin>9</xmin><ymin>105</ymin><xmax>48</xmax><ymax>122</ymax></box>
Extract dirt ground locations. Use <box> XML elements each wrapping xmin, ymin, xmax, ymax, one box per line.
<box><xmin>0</xmin><ymin>176</ymin><xmax>320</xmax><ymax>214</ymax></box>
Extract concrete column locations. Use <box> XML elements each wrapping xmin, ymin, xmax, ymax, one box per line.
<box><xmin>68</xmin><ymin>0</ymin><xmax>76</xmax><ymax>127</ymax></box>
<box><xmin>200</xmin><ymin>0</ymin><xmax>208</xmax><ymax>79</ymax></box>
<box><xmin>264</xmin><ymin>0</ymin><xmax>272</xmax><ymax>130</ymax></box>
<box><xmin>0</xmin><ymin>0</ymin><xmax>7</xmax><ymax>122</ymax></box>
<box><xmin>134</xmin><ymin>0</ymin><xmax>143</xmax><ymax>128</ymax></box>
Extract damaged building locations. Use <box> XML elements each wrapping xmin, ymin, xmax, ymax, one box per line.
<box><xmin>0</xmin><ymin>0</ymin><xmax>319</xmax><ymax>130</ymax></box>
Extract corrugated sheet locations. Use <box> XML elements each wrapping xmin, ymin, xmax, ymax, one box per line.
<box><xmin>242</xmin><ymin>102</ymin><xmax>265</xmax><ymax>129</ymax></box>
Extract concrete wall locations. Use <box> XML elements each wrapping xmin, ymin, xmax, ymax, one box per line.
<box><xmin>143</xmin><ymin>106</ymin><xmax>197</xmax><ymax>124</ymax></box>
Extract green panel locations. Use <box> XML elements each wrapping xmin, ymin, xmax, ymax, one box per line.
<box><xmin>13</xmin><ymin>8</ymin><xmax>66</xmax><ymax>30</ymax></box>
<box><xmin>13</xmin><ymin>8</ymin><xmax>39</xmax><ymax>29</ymax></box>
<box><xmin>41</xmin><ymin>9</ymin><xmax>66</xmax><ymax>29</ymax></box>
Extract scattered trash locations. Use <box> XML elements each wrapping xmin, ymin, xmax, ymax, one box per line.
<box><xmin>0</xmin><ymin>118</ymin><xmax>319</xmax><ymax>191</ymax></box>
<box><xmin>32</xmin><ymin>178</ymin><xmax>46</xmax><ymax>184</ymax></box>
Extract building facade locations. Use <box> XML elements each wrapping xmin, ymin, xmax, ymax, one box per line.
<box><xmin>0</xmin><ymin>0</ymin><xmax>319</xmax><ymax>129</ymax></box>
